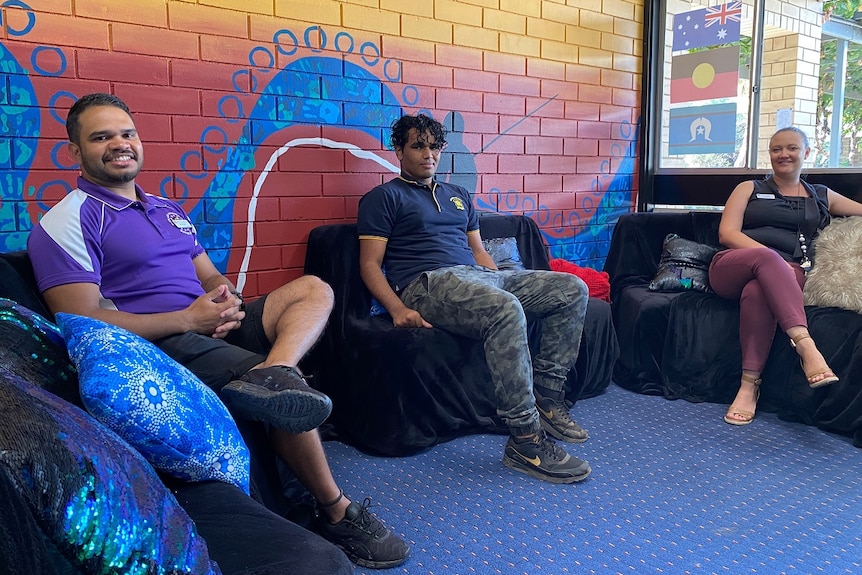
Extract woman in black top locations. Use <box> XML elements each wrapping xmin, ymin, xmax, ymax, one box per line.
<box><xmin>709</xmin><ymin>127</ymin><xmax>862</xmax><ymax>425</ymax></box>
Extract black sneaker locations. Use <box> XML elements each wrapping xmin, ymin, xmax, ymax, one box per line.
<box><xmin>535</xmin><ymin>394</ymin><xmax>588</xmax><ymax>443</ymax></box>
<box><xmin>502</xmin><ymin>432</ymin><xmax>591</xmax><ymax>484</ymax></box>
<box><xmin>316</xmin><ymin>498</ymin><xmax>410</xmax><ymax>569</ymax></box>
<box><xmin>221</xmin><ymin>366</ymin><xmax>332</xmax><ymax>433</ymax></box>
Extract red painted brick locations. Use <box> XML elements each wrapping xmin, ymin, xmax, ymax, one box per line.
<box><xmin>243</xmin><ymin>197</ymin><xmax>280</xmax><ymax>222</ymax></box>
<box><xmin>473</xmin><ymin>153</ymin><xmax>498</xmax><ymax>174</ymax></box>
<box><xmin>539</xmin><ymin>79</ymin><xmax>578</xmax><ymax>101</ymax></box>
<box><xmin>538</xmin><ymin>192</ymin><xmax>576</xmax><ymax>212</ymax></box>
<box><xmin>382</xmin><ymin>36</ymin><xmax>436</xmax><ymax>64</ymax></box>
<box><xmin>483</xmin><ymin>93</ymin><xmax>525</xmax><ymax>115</ymax></box>
<box><xmin>525</xmin><ymin>136</ymin><xmax>562</xmax><ymax>155</ymax></box>
<box><xmin>578</xmin><ymin>84</ymin><xmax>614</xmax><ymax>105</ymax></box>
<box><xmin>576</xmin><ymin>157</ymin><xmax>610</xmax><ymax>174</ymax></box>
<box><xmin>564</xmin><ymin>101</ymin><xmax>600</xmax><ymax>121</ymax></box>
<box><xmin>133</xmin><ymin>113</ymin><xmax>172</xmax><ymax>143</ymax></box>
<box><xmin>566</xmin><ymin>63</ymin><xmax>601</xmax><ymax>85</ymax></box>
<box><xmin>485</xmin><ymin>52</ymin><xmax>526</xmax><ymax>75</ymax></box>
<box><xmin>111</xmin><ymin>23</ymin><xmax>200</xmax><ymax>60</ymax></box>
<box><xmin>276</xmin><ymin>146</ymin><xmax>345</xmax><ymax>173</ymax></box>
<box><xmin>451</xmin><ymin>111</ymin><xmax>499</xmax><ymax>134</ymax></box>
<box><xmin>483</xmin><ymin>174</ymin><xmax>524</xmax><ymax>194</ymax></box>
<box><xmin>201</xmin><ymin>35</ymin><xmax>261</xmax><ymax>66</ymax></box>
<box><xmin>472</xmin><ymin>193</ymin><xmax>499</xmax><ymax>212</ymax></box>
<box><xmin>600</xmin><ymin>139</ymin><xmax>633</xmax><ymax>157</ymax></box>
<box><xmin>244</xmin><ymin>245</ymin><xmax>281</xmax><ymax>272</ymax></box>
<box><xmin>139</xmin><ymin>142</ymin><xmax>193</xmax><ymax>171</ymax></box>
<box><xmin>454</xmin><ymin>68</ymin><xmax>499</xmax><ymax>92</ymax></box>
<box><xmin>401</xmin><ymin>61</ymin><xmax>453</xmax><ymax>88</ymax></box>
<box><xmin>254</xmin><ymin>219</ymin><xmax>317</xmax><ymax>246</ymax></box>
<box><xmin>280</xmin><ymin>196</ymin><xmax>346</xmax><ymax>220</ymax></box>
<box><xmin>171</xmin><ymin>60</ymin><xmax>249</xmax><ymax>92</ymax></box>
<box><xmin>578</xmin><ymin>121</ymin><xmax>611</xmax><ymax>139</ymax></box>
<box><xmin>76</xmin><ymin>50</ymin><xmax>169</xmax><ymax>85</ymax></box>
<box><xmin>432</xmin><ymin>88</ymin><xmax>480</xmax><ymax>112</ymax></box>
<box><xmin>280</xmin><ymin>244</ymin><xmax>307</xmax><ymax>271</ymax></box>
<box><xmin>436</xmin><ymin>44</ymin><xmax>483</xmax><ymax>70</ymax></box>
<box><xmin>565</xmin><ymin>138</ymin><xmax>599</xmax><ymax>156</ymax></box>
<box><xmin>499</xmin><ymin>74</ymin><xmax>540</xmax><ymax>97</ymax></box>
<box><xmin>16</xmin><ymin>12</ymin><xmax>108</xmax><ymax>49</ymax></box>
<box><xmin>564</xmin><ymin>174</ymin><xmax>600</xmax><ymax>194</ymax></box>
<box><xmin>497</xmin><ymin>155</ymin><xmax>537</xmax><ymax>174</ymax></box>
<box><xmin>525</xmin><ymin>97</ymin><xmax>564</xmax><ymax>118</ymax></box>
<box><xmin>497</xmin><ymin>115</ymin><xmax>540</xmax><ymax>136</ymax></box>
<box><xmin>539</xmin><ymin>155</ymin><xmax>575</xmax><ymax>174</ymax></box>
<box><xmin>599</xmin><ymin>105</ymin><xmax>633</xmax><ymax>124</ymax></box>
<box><xmin>201</xmin><ymin>91</ymin><xmax>259</xmax><ymax>121</ymax></box>
<box><xmin>255</xmin><ymin>171</ymin><xmax>323</xmax><ymax>197</ymax></box>
<box><xmin>540</xmin><ymin>118</ymin><xmax>578</xmax><ymax>138</ymax></box>
<box><xmin>113</xmin><ymin>84</ymin><xmax>201</xmax><ymax>115</ymax></box>
<box><xmin>322</xmin><ymin>173</ymin><xmax>388</xmax><ymax>197</ymax></box>
<box><xmin>526</xmin><ymin>58</ymin><xmax>565</xmax><ymax>80</ymax></box>
<box><xmin>613</xmin><ymin>88</ymin><xmax>639</xmax><ymax>108</ymax></box>
<box><xmin>525</xmin><ymin>174</ymin><xmax>563</xmax><ymax>194</ymax></box>
<box><xmin>498</xmin><ymin>193</ymin><xmax>537</xmax><ymax>212</ymax></box>
<box><xmin>481</xmin><ymin>134</ymin><xmax>524</xmax><ymax>154</ymax></box>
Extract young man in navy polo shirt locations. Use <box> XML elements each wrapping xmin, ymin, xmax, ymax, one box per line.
<box><xmin>27</xmin><ymin>93</ymin><xmax>409</xmax><ymax>569</ymax></box>
<box><xmin>357</xmin><ymin>113</ymin><xmax>592</xmax><ymax>484</ymax></box>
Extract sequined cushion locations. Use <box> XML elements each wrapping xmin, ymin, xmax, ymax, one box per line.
<box><xmin>0</xmin><ymin>368</ymin><xmax>220</xmax><ymax>574</ymax></box>
<box><xmin>482</xmin><ymin>236</ymin><xmax>525</xmax><ymax>270</ymax></box>
<box><xmin>56</xmin><ymin>313</ymin><xmax>251</xmax><ymax>493</ymax></box>
<box><xmin>0</xmin><ymin>298</ymin><xmax>79</xmax><ymax>404</ymax></box>
<box><xmin>648</xmin><ymin>234</ymin><xmax>719</xmax><ymax>294</ymax></box>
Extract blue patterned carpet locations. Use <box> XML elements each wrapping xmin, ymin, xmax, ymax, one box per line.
<box><xmin>326</xmin><ymin>383</ymin><xmax>862</xmax><ymax>574</ymax></box>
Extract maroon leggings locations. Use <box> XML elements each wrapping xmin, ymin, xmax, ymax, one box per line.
<box><xmin>708</xmin><ymin>248</ymin><xmax>807</xmax><ymax>373</ymax></box>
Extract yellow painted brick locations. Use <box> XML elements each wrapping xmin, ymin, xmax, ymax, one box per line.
<box><xmin>527</xmin><ymin>17</ymin><xmax>566</xmax><ymax>41</ymax></box>
<box><xmin>565</xmin><ymin>0</ymin><xmax>601</xmax><ymax>12</ymax></box>
<box><xmin>380</xmin><ymin>0</ymin><xmax>432</xmax><ymax>18</ymax></box>
<box><xmin>341</xmin><ymin>0</ymin><xmax>378</xmax><ymax>6</ymax></box>
<box><xmin>483</xmin><ymin>8</ymin><xmax>527</xmax><ymax>34</ymax></box>
<box><xmin>500</xmin><ymin>0</ymin><xmax>541</xmax><ymax>18</ymax></box>
<box><xmin>579</xmin><ymin>45</ymin><xmax>613</xmax><ymax>68</ymax></box>
<box><xmin>567</xmin><ymin>26</ymin><xmax>601</xmax><ymax>49</ymax></box>
<box><xmin>341</xmin><ymin>4</ymin><xmax>401</xmax><ymax>35</ymax></box>
<box><xmin>601</xmin><ymin>32</ymin><xmax>633</xmax><ymax>54</ymax></box>
<box><xmin>633</xmin><ymin>3</ymin><xmax>643</xmax><ymax>23</ymax></box>
<box><xmin>273</xmin><ymin>0</ymin><xmax>342</xmax><ymax>25</ymax></box>
<box><xmin>613</xmin><ymin>16</ymin><xmax>640</xmax><ymax>39</ymax></box>
<box><xmin>578</xmin><ymin>10</ymin><xmax>613</xmax><ymax>33</ymax></box>
<box><xmin>29</xmin><ymin>0</ymin><xmax>71</xmax><ymax>15</ymax></box>
<box><xmin>602</xmin><ymin>0</ymin><xmax>635</xmax><ymax>20</ymax></box>
<box><xmin>500</xmin><ymin>32</ymin><xmax>541</xmax><ymax>57</ymax></box>
<box><xmin>382</xmin><ymin>35</ymin><xmax>437</xmax><ymax>63</ymax></box>
<box><xmin>76</xmin><ymin>0</ymin><xmax>167</xmax><ymax>27</ymax></box>
<box><xmin>613</xmin><ymin>52</ymin><xmax>640</xmax><ymax>73</ymax></box>
<box><xmin>541</xmin><ymin>39</ymin><xmax>579</xmax><ymax>63</ymax></box>
<box><xmin>169</xmin><ymin>2</ymin><xmax>248</xmax><ymax>38</ymax></box>
<box><xmin>401</xmin><ymin>15</ymin><xmax>452</xmax><ymax>43</ymax></box>
<box><xmin>199</xmin><ymin>0</ymin><xmax>273</xmax><ymax>15</ymax></box>
<box><xmin>453</xmin><ymin>23</ymin><xmax>499</xmax><ymax>50</ymax></box>
<box><xmin>457</xmin><ymin>0</ymin><xmax>498</xmax><ymax>8</ymax></box>
<box><xmin>542</xmin><ymin>1</ymin><xmax>579</xmax><ymax>24</ymax></box>
<box><xmin>435</xmin><ymin>0</ymin><xmax>482</xmax><ymax>25</ymax></box>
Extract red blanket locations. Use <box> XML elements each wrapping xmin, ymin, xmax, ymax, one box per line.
<box><xmin>549</xmin><ymin>258</ymin><xmax>611</xmax><ymax>302</ymax></box>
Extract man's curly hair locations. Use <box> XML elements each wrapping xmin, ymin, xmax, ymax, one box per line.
<box><xmin>390</xmin><ymin>113</ymin><xmax>447</xmax><ymax>150</ymax></box>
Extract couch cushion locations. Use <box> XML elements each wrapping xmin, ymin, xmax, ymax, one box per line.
<box><xmin>57</xmin><ymin>313</ymin><xmax>250</xmax><ymax>493</ymax></box>
<box><xmin>0</xmin><ymin>368</ymin><xmax>220</xmax><ymax>574</ymax></box>
<box><xmin>804</xmin><ymin>216</ymin><xmax>862</xmax><ymax>314</ymax></box>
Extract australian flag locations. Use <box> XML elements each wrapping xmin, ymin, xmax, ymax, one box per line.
<box><xmin>672</xmin><ymin>2</ymin><xmax>742</xmax><ymax>51</ymax></box>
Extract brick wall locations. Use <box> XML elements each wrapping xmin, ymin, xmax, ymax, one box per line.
<box><xmin>1</xmin><ymin>0</ymin><xmax>642</xmax><ymax>294</ymax></box>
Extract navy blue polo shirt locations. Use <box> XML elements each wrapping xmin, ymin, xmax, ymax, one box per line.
<box><xmin>357</xmin><ymin>176</ymin><xmax>479</xmax><ymax>291</ymax></box>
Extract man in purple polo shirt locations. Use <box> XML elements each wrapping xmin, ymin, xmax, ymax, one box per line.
<box><xmin>27</xmin><ymin>93</ymin><xmax>408</xmax><ymax>570</ymax></box>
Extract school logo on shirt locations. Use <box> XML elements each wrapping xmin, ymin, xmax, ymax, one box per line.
<box><xmin>167</xmin><ymin>212</ymin><xmax>196</xmax><ymax>235</ymax></box>
<box><xmin>450</xmin><ymin>197</ymin><xmax>466</xmax><ymax>211</ymax></box>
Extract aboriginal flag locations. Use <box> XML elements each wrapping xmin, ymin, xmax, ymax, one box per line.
<box><xmin>670</xmin><ymin>46</ymin><xmax>739</xmax><ymax>104</ymax></box>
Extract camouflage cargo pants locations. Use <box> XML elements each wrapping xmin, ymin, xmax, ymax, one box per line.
<box><xmin>399</xmin><ymin>265</ymin><xmax>588</xmax><ymax>437</ymax></box>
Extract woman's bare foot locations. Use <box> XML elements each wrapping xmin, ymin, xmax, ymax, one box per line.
<box><xmin>789</xmin><ymin>332</ymin><xmax>839</xmax><ymax>388</ymax></box>
<box><xmin>724</xmin><ymin>373</ymin><xmax>761</xmax><ymax>425</ymax></box>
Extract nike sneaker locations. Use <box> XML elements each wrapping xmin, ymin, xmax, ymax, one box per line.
<box><xmin>502</xmin><ymin>432</ymin><xmax>591</xmax><ymax>484</ymax></box>
<box><xmin>535</xmin><ymin>393</ymin><xmax>588</xmax><ymax>443</ymax></box>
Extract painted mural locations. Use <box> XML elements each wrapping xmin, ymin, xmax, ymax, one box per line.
<box><xmin>1</xmin><ymin>4</ymin><xmax>637</xmax><ymax>288</ymax></box>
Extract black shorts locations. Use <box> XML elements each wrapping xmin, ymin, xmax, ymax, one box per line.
<box><xmin>154</xmin><ymin>295</ymin><xmax>270</xmax><ymax>392</ymax></box>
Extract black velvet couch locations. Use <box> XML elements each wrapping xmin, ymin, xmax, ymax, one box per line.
<box><xmin>302</xmin><ymin>212</ymin><xmax>620</xmax><ymax>456</ymax></box>
<box><xmin>0</xmin><ymin>250</ymin><xmax>353</xmax><ymax>575</ymax></box>
<box><xmin>605</xmin><ymin>211</ymin><xmax>862</xmax><ymax>447</ymax></box>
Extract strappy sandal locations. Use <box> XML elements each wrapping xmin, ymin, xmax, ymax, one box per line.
<box><xmin>724</xmin><ymin>374</ymin><xmax>762</xmax><ymax>426</ymax></box>
<box><xmin>790</xmin><ymin>333</ymin><xmax>839</xmax><ymax>388</ymax></box>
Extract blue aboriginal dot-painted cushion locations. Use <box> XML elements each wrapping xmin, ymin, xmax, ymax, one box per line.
<box><xmin>56</xmin><ymin>313</ymin><xmax>251</xmax><ymax>494</ymax></box>
<box><xmin>0</xmin><ymin>365</ymin><xmax>220</xmax><ymax>574</ymax></box>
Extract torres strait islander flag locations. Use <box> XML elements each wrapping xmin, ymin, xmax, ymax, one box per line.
<box><xmin>672</xmin><ymin>2</ymin><xmax>742</xmax><ymax>51</ymax></box>
<box><xmin>670</xmin><ymin>45</ymin><xmax>740</xmax><ymax>104</ymax></box>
